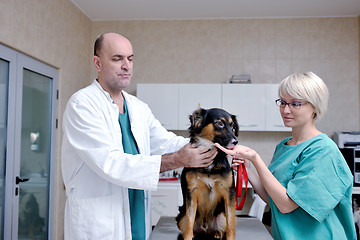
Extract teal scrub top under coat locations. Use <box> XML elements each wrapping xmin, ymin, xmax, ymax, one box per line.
<box><xmin>118</xmin><ymin>100</ymin><xmax>146</xmax><ymax>240</ymax></box>
<box><xmin>268</xmin><ymin>134</ymin><xmax>356</xmax><ymax>240</ymax></box>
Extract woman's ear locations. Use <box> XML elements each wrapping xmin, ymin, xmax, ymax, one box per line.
<box><xmin>313</xmin><ymin>112</ymin><xmax>317</xmax><ymax>120</ymax></box>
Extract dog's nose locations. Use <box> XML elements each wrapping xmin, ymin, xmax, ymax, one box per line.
<box><xmin>232</xmin><ymin>138</ymin><xmax>238</xmax><ymax>145</ymax></box>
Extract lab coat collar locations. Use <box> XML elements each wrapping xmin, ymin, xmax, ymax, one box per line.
<box><xmin>93</xmin><ymin>79</ymin><xmax>114</xmax><ymax>103</ymax></box>
<box><xmin>93</xmin><ymin>79</ymin><xmax>131</xmax><ymax>106</ymax></box>
<box><xmin>92</xmin><ymin>79</ymin><xmax>135</xmax><ymax>133</ymax></box>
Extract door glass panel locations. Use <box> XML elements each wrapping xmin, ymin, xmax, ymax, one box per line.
<box><xmin>18</xmin><ymin>69</ymin><xmax>52</xmax><ymax>240</ymax></box>
<box><xmin>0</xmin><ymin>59</ymin><xmax>9</xmax><ymax>240</ymax></box>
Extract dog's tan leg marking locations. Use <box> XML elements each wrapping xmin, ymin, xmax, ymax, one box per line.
<box><xmin>182</xmin><ymin>202</ymin><xmax>197</xmax><ymax>240</ymax></box>
<box><xmin>225</xmin><ymin>197</ymin><xmax>236</xmax><ymax>240</ymax></box>
<box><xmin>213</xmin><ymin>213</ymin><xmax>226</xmax><ymax>239</ymax></box>
<box><xmin>180</xmin><ymin>172</ymin><xmax>203</xmax><ymax>240</ymax></box>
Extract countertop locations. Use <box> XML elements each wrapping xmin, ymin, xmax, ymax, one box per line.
<box><xmin>150</xmin><ymin>216</ymin><xmax>273</xmax><ymax>240</ymax></box>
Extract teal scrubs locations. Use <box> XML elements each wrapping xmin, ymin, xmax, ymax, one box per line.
<box><xmin>268</xmin><ymin>134</ymin><xmax>356</xmax><ymax>240</ymax></box>
<box><xmin>118</xmin><ymin>100</ymin><xmax>146</xmax><ymax>240</ymax></box>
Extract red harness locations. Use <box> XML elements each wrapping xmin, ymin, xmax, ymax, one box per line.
<box><xmin>234</xmin><ymin>162</ymin><xmax>248</xmax><ymax>210</ymax></box>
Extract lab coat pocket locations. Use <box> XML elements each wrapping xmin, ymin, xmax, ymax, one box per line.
<box><xmin>69</xmin><ymin>194</ymin><xmax>124</xmax><ymax>240</ymax></box>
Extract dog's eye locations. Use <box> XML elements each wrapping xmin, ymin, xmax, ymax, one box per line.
<box><xmin>215</xmin><ymin>121</ymin><xmax>224</xmax><ymax>128</ymax></box>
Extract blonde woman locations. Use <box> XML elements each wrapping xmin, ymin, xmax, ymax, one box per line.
<box><xmin>216</xmin><ymin>72</ymin><xmax>356</xmax><ymax>239</ymax></box>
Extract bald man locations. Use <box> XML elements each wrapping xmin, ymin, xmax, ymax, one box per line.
<box><xmin>61</xmin><ymin>33</ymin><xmax>217</xmax><ymax>240</ymax></box>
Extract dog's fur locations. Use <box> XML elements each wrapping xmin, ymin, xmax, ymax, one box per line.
<box><xmin>176</xmin><ymin>108</ymin><xmax>239</xmax><ymax>240</ymax></box>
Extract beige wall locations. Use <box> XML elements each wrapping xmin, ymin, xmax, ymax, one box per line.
<box><xmin>1</xmin><ymin>0</ymin><xmax>360</xmax><ymax>238</ymax></box>
<box><xmin>0</xmin><ymin>0</ymin><xmax>92</xmax><ymax>239</ymax></box>
<box><xmin>93</xmin><ymin>17</ymin><xmax>360</xmax><ymax>161</ymax></box>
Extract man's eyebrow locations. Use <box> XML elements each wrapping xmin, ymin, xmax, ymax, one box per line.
<box><xmin>112</xmin><ymin>54</ymin><xmax>134</xmax><ymax>58</ymax></box>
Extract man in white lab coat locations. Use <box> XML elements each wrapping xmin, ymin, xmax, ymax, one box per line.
<box><xmin>61</xmin><ymin>32</ymin><xmax>217</xmax><ymax>240</ymax></box>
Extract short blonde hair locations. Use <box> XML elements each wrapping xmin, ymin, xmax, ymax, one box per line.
<box><xmin>278</xmin><ymin>72</ymin><xmax>329</xmax><ymax>121</ymax></box>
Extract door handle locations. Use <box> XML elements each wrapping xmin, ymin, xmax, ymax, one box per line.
<box><xmin>16</xmin><ymin>176</ymin><xmax>30</xmax><ymax>184</ymax></box>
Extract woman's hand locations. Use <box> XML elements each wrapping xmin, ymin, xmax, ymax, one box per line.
<box><xmin>215</xmin><ymin>143</ymin><xmax>259</xmax><ymax>164</ymax></box>
<box><xmin>231</xmin><ymin>157</ymin><xmax>244</xmax><ymax>170</ymax></box>
<box><xmin>216</xmin><ymin>143</ymin><xmax>298</xmax><ymax>213</ymax></box>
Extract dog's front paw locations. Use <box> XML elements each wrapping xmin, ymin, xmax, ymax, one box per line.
<box><xmin>214</xmin><ymin>231</ymin><xmax>223</xmax><ymax>239</ymax></box>
<box><xmin>181</xmin><ymin>232</ymin><xmax>194</xmax><ymax>240</ymax></box>
<box><xmin>225</xmin><ymin>232</ymin><xmax>235</xmax><ymax>240</ymax></box>
<box><xmin>182</xmin><ymin>236</ymin><xmax>193</xmax><ymax>240</ymax></box>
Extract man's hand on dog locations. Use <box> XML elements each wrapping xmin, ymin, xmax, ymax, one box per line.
<box><xmin>160</xmin><ymin>143</ymin><xmax>217</xmax><ymax>172</ymax></box>
<box><xmin>179</xmin><ymin>143</ymin><xmax>217</xmax><ymax>168</ymax></box>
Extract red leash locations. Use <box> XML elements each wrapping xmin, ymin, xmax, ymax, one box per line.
<box><xmin>234</xmin><ymin>162</ymin><xmax>248</xmax><ymax>210</ymax></box>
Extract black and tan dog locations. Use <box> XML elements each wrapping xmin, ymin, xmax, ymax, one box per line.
<box><xmin>176</xmin><ymin>108</ymin><xmax>239</xmax><ymax>240</ymax></box>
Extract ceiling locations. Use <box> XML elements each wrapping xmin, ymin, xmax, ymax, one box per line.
<box><xmin>71</xmin><ymin>0</ymin><xmax>360</xmax><ymax>21</ymax></box>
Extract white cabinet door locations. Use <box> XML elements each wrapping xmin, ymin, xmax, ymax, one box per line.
<box><xmin>265</xmin><ymin>84</ymin><xmax>290</xmax><ymax>132</ymax></box>
<box><xmin>222</xmin><ymin>84</ymin><xmax>266</xmax><ymax>131</ymax></box>
<box><xmin>137</xmin><ymin>84</ymin><xmax>179</xmax><ymax>130</ymax></box>
<box><xmin>178</xmin><ymin>84</ymin><xmax>222</xmax><ymax>130</ymax></box>
<box><xmin>137</xmin><ymin>83</ymin><xmax>291</xmax><ymax>132</ymax></box>
<box><xmin>151</xmin><ymin>181</ymin><xmax>182</xmax><ymax>225</ymax></box>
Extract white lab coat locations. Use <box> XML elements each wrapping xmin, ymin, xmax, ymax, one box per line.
<box><xmin>61</xmin><ymin>80</ymin><xmax>187</xmax><ymax>240</ymax></box>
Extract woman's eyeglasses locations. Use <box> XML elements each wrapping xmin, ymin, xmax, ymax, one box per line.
<box><xmin>275</xmin><ymin>99</ymin><xmax>309</xmax><ymax>109</ymax></box>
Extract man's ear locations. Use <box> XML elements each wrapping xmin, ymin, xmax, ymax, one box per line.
<box><xmin>93</xmin><ymin>56</ymin><xmax>101</xmax><ymax>72</ymax></box>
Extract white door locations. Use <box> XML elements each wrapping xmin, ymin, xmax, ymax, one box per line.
<box><xmin>0</xmin><ymin>45</ymin><xmax>15</xmax><ymax>240</ymax></box>
<box><xmin>0</xmin><ymin>44</ymin><xmax>57</xmax><ymax>240</ymax></box>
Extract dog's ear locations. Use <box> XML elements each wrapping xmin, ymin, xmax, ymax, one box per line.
<box><xmin>231</xmin><ymin>114</ymin><xmax>239</xmax><ymax>137</ymax></box>
<box><xmin>189</xmin><ymin>108</ymin><xmax>207</xmax><ymax>131</ymax></box>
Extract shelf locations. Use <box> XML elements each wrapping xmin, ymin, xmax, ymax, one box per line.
<box><xmin>353</xmin><ymin>186</ymin><xmax>360</xmax><ymax>195</ymax></box>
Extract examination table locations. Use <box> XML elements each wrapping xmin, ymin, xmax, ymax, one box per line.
<box><xmin>150</xmin><ymin>216</ymin><xmax>273</xmax><ymax>239</ymax></box>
